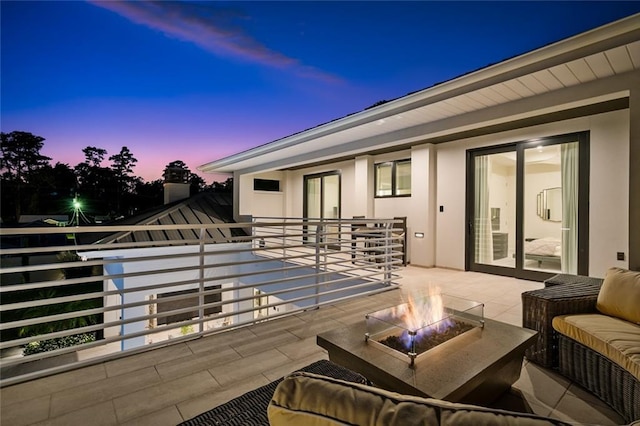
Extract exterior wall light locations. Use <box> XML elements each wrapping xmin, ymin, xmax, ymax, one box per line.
<box><xmin>414</xmin><ymin>232</ymin><xmax>424</xmax><ymax>238</ymax></box>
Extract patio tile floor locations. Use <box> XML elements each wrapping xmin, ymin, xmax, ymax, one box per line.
<box><xmin>0</xmin><ymin>267</ymin><xmax>626</xmax><ymax>425</ymax></box>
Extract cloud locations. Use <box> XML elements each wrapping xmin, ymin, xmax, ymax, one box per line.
<box><xmin>89</xmin><ymin>1</ymin><xmax>341</xmax><ymax>83</ymax></box>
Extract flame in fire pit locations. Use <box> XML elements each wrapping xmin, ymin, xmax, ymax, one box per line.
<box><xmin>389</xmin><ymin>288</ymin><xmax>454</xmax><ymax>350</ymax></box>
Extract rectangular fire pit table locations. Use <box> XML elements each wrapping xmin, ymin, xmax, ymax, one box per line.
<box><xmin>317</xmin><ymin>318</ymin><xmax>537</xmax><ymax>405</ymax></box>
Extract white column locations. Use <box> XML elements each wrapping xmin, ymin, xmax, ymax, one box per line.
<box><xmin>354</xmin><ymin>156</ymin><xmax>374</xmax><ymax>218</ymax></box>
<box><xmin>410</xmin><ymin>144</ymin><xmax>436</xmax><ymax>267</ymax></box>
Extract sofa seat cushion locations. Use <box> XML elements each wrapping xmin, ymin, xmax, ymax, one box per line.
<box><xmin>596</xmin><ymin>267</ymin><xmax>640</xmax><ymax>324</ymax></box>
<box><xmin>552</xmin><ymin>313</ymin><xmax>640</xmax><ymax>380</ymax></box>
<box><xmin>268</xmin><ymin>371</ymin><xmax>573</xmax><ymax>426</ymax></box>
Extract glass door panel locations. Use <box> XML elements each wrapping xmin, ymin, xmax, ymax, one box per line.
<box><xmin>472</xmin><ymin>151</ymin><xmax>516</xmax><ymax>269</ymax></box>
<box><xmin>323</xmin><ymin>174</ymin><xmax>340</xmax><ymax>245</ymax></box>
<box><xmin>306</xmin><ymin>177</ymin><xmax>321</xmax><ymax>218</ymax></box>
<box><xmin>523</xmin><ymin>142</ymin><xmax>578</xmax><ymax>274</ymax></box>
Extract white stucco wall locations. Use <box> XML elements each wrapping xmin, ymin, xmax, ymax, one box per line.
<box><xmin>435</xmin><ymin>109</ymin><xmax>630</xmax><ymax>277</ymax></box>
<box><xmin>239</xmin><ymin>171</ymin><xmax>286</xmax><ymax>218</ymax></box>
<box><xmin>588</xmin><ymin>110</ymin><xmax>630</xmax><ymax>275</ymax></box>
<box><xmin>82</xmin><ymin>244</ymin><xmax>252</xmax><ymax>351</ymax></box>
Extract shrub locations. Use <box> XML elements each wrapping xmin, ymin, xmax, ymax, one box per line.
<box><xmin>23</xmin><ymin>333</ymin><xmax>96</xmax><ymax>356</ymax></box>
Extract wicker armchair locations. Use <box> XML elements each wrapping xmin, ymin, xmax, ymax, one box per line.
<box><xmin>558</xmin><ymin>334</ymin><xmax>639</xmax><ymax>422</ymax></box>
<box><xmin>522</xmin><ymin>273</ymin><xmax>640</xmax><ymax>423</ymax></box>
<box><xmin>521</xmin><ymin>274</ymin><xmax>603</xmax><ymax>369</ymax></box>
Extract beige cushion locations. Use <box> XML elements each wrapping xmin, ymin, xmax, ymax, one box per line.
<box><xmin>596</xmin><ymin>267</ymin><xmax>640</xmax><ymax>324</ymax></box>
<box><xmin>552</xmin><ymin>313</ymin><xmax>640</xmax><ymax>380</ymax></box>
<box><xmin>268</xmin><ymin>371</ymin><xmax>572</xmax><ymax>426</ymax></box>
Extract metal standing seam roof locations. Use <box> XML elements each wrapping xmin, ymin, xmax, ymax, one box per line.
<box><xmin>93</xmin><ymin>192</ymin><xmax>244</xmax><ymax>245</ymax></box>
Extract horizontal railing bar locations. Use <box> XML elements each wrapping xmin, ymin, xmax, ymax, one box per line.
<box><xmin>0</xmin><ymin>282</ymin><xmax>396</xmax><ymax>387</ymax></box>
<box><xmin>1</xmin><ymin>219</ymin><xmax>398</xmax><ymax>237</ymax></box>
<box><xmin>0</xmin><ymin>255</ymin><xmax>400</xmax><ymax>313</ymax></box>
<box><xmin>1</xmin><ymin>276</ymin><xmax>396</xmax><ymax>350</ymax></box>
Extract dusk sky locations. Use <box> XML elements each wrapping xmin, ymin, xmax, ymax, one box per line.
<box><xmin>2</xmin><ymin>1</ymin><xmax>640</xmax><ymax>184</ymax></box>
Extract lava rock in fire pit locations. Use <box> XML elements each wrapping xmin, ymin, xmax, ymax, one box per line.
<box><xmin>379</xmin><ymin>320</ymin><xmax>474</xmax><ymax>355</ymax></box>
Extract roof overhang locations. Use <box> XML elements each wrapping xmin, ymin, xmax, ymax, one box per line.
<box><xmin>199</xmin><ymin>13</ymin><xmax>640</xmax><ymax>175</ymax></box>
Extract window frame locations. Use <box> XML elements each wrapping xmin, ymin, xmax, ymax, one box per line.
<box><xmin>374</xmin><ymin>159</ymin><xmax>411</xmax><ymax>198</ymax></box>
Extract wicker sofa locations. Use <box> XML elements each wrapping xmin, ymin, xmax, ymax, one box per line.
<box><xmin>522</xmin><ymin>268</ymin><xmax>640</xmax><ymax>423</ymax></box>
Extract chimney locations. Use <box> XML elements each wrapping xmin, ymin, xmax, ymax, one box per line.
<box><xmin>163</xmin><ymin>165</ymin><xmax>190</xmax><ymax>204</ymax></box>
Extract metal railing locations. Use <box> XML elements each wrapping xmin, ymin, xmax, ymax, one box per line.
<box><xmin>0</xmin><ymin>218</ymin><xmax>404</xmax><ymax>386</ymax></box>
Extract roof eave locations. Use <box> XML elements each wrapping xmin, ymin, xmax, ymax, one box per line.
<box><xmin>198</xmin><ymin>13</ymin><xmax>640</xmax><ymax>174</ymax></box>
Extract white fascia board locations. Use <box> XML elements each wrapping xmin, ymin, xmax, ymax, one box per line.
<box><xmin>198</xmin><ymin>13</ymin><xmax>640</xmax><ymax>174</ymax></box>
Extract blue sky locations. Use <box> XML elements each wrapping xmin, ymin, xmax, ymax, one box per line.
<box><xmin>2</xmin><ymin>1</ymin><xmax>639</xmax><ymax>183</ymax></box>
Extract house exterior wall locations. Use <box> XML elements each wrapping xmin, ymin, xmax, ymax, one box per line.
<box><xmin>232</xmin><ymin>111</ymin><xmax>629</xmax><ymax>277</ymax></box>
<box><xmin>435</xmin><ymin>108</ymin><xmax>630</xmax><ymax>278</ymax></box>
<box><xmin>239</xmin><ymin>171</ymin><xmax>286</xmax><ymax>218</ymax></box>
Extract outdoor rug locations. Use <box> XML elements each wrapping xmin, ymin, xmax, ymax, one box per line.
<box><xmin>178</xmin><ymin>359</ymin><xmax>369</xmax><ymax>426</ymax></box>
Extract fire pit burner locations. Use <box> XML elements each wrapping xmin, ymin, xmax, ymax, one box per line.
<box><xmin>365</xmin><ymin>293</ymin><xmax>484</xmax><ymax>367</ymax></box>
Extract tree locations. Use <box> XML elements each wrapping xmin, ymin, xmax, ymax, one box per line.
<box><xmin>109</xmin><ymin>146</ymin><xmax>138</xmax><ymax>213</ymax></box>
<box><xmin>27</xmin><ymin>162</ymin><xmax>77</xmax><ymax>215</ymax></box>
<box><xmin>82</xmin><ymin>146</ymin><xmax>107</xmax><ymax>168</ymax></box>
<box><xmin>109</xmin><ymin>146</ymin><xmax>137</xmax><ymax>179</ymax></box>
<box><xmin>75</xmin><ymin>146</ymin><xmax>117</xmax><ymax>215</ymax></box>
<box><xmin>211</xmin><ymin>177</ymin><xmax>233</xmax><ymax>193</ymax></box>
<box><xmin>134</xmin><ymin>179</ymin><xmax>164</xmax><ymax>209</ymax></box>
<box><xmin>189</xmin><ymin>173</ymin><xmax>206</xmax><ymax>194</ymax></box>
<box><xmin>0</xmin><ymin>131</ymin><xmax>52</xmax><ymax>220</ymax></box>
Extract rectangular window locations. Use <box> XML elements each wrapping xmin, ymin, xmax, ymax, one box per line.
<box><xmin>156</xmin><ymin>286</ymin><xmax>221</xmax><ymax>325</ymax></box>
<box><xmin>395</xmin><ymin>160</ymin><xmax>411</xmax><ymax>196</ymax></box>
<box><xmin>375</xmin><ymin>160</ymin><xmax>411</xmax><ymax>197</ymax></box>
<box><xmin>254</xmin><ymin>178</ymin><xmax>280</xmax><ymax>192</ymax></box>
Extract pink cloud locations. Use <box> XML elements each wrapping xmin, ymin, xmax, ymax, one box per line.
<box><xmin>88</xmin><ymin>1</ymin><xmax>341</xmax><ymax>84</ymax></box>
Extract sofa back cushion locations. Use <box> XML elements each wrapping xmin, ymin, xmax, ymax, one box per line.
<box><xmin>268</xmin><ymin>371</ymin><xmax>572</xmax><ymax>426</ymax></box>
<box><xmin>596</xmin><ymin>267</ymin><xmax>640</xmax><ymax>324</ymax></box>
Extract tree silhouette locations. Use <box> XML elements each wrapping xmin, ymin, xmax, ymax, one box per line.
<box><xmin>75</xmin><ymin>146</ymin><xmax>117</xmax><ymax>215</ymax></box>
<box><xmin>0</xmin><ymin>132</ymin><xmax>230</xmax><ymax>223</ymax></box>
<box><xmin>109</xmin><ymin>146</ymin><xmax>138</xmax><ymax>214</ymax></box>
<box><xmin>0</xmin><ymin>131</ymin><xmax>52</xmax><ymax>220</ymax></box>
<box><xmin>82</xmin><ymin>146</ymin><xmax>107</xmax><ymax>168</ymax></box>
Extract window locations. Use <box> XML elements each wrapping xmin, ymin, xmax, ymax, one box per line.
<box><xmin>254</xmin><ymin>178</ymin><xmax>280</xmax><ymax>192</ymax></box>
<box><xmin>375</xmin><ymin>160</ymin><xmax>411</xmax><ymax>197</ymax></box>
<box><xmin>156</xmin><ymin>286</ymin><xmax>221</xmax><ymax>325</ymax></box>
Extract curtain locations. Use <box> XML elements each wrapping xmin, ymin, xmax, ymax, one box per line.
<box><xmin>561</xmin><ymin>142</ymin><xmax>579</xmax><ymax>274</ymax></box>
<box><xmin>474</xmin><ymin>156</ymin><xmax>493</xmax><ymax>264</ymax></box>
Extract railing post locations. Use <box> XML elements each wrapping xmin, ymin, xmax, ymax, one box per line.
<box><xmin>282</xmin><ymin>219</ymin><xmax>286</xmax><ymax>265</ymax></box>
<box><xmin>384</xmin><ymin>221</ymin><xmax>393</xmax><ymax>286</ymax></box>
<box><xmin>315</xmin><ymin>224</ymin><xmax>322</xmax><ymax>307</ymax></box>
<box><xmin>198</xmin><ymin>227</ymin><xmax>206</xmax><ymax>333</ymax></box>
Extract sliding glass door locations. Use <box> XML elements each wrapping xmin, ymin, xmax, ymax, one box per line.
<box><xmin>467</xmin><ymin>133</ymin><xmax>589</xmax><ymax>280</ymax></box>
<box><xmin>304</xmin><ymin>171</ymin><xmax>341</xmax><ymax>245</ymax></box>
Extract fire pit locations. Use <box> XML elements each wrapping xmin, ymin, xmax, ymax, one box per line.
<box><xmin>365</xmin><ymin>293</ymin><xmax>484</xmax><ymax>367</ymax></box>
